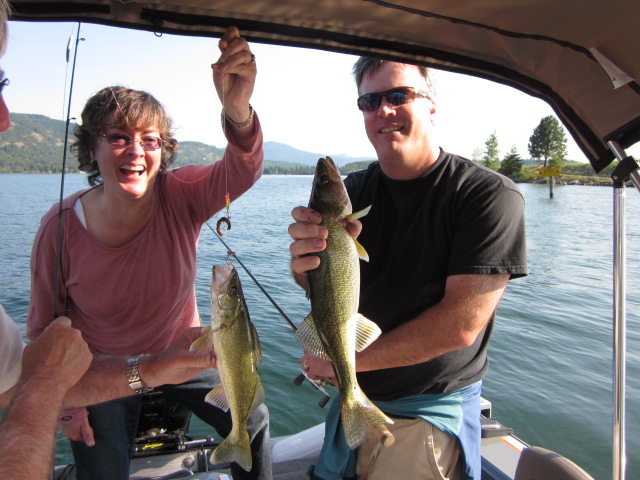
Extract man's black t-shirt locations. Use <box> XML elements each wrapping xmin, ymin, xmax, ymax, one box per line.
<box><xmin>344</xmin><ymin>150</ymin><xmax>527</xmax><ymax>401</ymax></box>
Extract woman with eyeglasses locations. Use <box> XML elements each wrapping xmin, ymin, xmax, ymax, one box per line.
<box><xmin>26</xmin><ymin>26</ymin><xmax>271</xmax><ymax>480</ymax></box>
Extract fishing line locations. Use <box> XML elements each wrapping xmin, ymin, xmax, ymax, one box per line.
<box><xmin>202</xmin><ymin>43</ymin><xmax>300</xmax><ymax>336</ymax></box>
<box><xmin>53</xmin><ymin>22</ymin><xmax>83</xmax><ymax>318</ymax></box>
<box><xmin>203</xmin><ymin>221</ymin><xmax>297</xmax><ymax>331</ymax></box>
<box><xmin>218</xmin><ymin>45</ymin><xmax>232</xmax><ymax>243</ymax></box>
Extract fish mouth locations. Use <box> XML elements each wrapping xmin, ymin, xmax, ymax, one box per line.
<box><xmin>314</xmin><ymin>157</ymin><xmax>341</xmax><ymax>180</ymax></box>
<box><xmin>309</xmin><ymin>156</ymin><xmax>352</xmax><ymax>215</ymax></box>
<box><xmin>310</xmin><ymin>157</ymin><xmax>341</xmax><ymax>198</ymax></box>
<box><xmin>213</xmin><ymin>263</ymin><xmax>240</xmax><ymax>296</ymax></box>
<box><xmin>213</xmin><ymin>264</ymin><xmax>234</xmax><ymax>287</ymax></box>
<box><xmin>120</xmin><ymin>165</ymin><xmax>146</xmax><ymax>177</ymax></box>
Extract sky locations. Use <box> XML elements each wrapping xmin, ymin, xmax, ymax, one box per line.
<box><xmin>1</xmin><ymin>20</ymin><xmax>604</xmax><ymax>163</ymax></box>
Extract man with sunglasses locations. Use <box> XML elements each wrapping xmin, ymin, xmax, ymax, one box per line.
<box><xmin>289</xmin><ymin>58</ymin><xmax>527</xmax><ymax>480</ymax></box>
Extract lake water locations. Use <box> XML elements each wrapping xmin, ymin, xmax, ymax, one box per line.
<box><xmin>0</xmin><ymin>173</ymin><xmax>638</xmax><ymax>480</ymax></box>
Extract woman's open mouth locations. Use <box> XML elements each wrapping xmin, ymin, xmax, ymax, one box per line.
<box><xmin>120</xmin><ymin>165</ymin><xmax>146</xmax><ymax>177</ymax></box>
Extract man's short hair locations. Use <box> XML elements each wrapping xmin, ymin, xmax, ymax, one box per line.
<box><xmin>352</xmin><ymin>57</ymin><xmax>436</xmax><ymax>99</ymax></box>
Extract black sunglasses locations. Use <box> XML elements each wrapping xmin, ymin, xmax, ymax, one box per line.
<box><xmin>0</xmin><ymin>77</ymin><xmax>9</xmax><ymax>94</ymax></box>
<box><xmin>357</xmin><ymin>86</ymin><xmax>429</xmax><ymax>112</ymax></box>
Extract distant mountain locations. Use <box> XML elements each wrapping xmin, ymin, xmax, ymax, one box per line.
<box><xmin>172</xmin><ymin>141</ymin><xmax>226</xmax><ymax>168</ymax></box>
<box><xmin>0</xmin><ymin>113</ymin><xmax>375</xmax><ymax>174</ymax></box>
<box><xmin>0</xmin><ymin>113</ymin><xmax>68</xmax><ymax>173</ymax></box>
<box><xmin>263</xmin><ymin>141</ymin><xmax>375</xmax><ymax>167</ymax></box>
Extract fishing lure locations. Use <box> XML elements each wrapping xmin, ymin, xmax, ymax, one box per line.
<box><xmin>216</xmin><ymin>216</ymin><xmax>231</xmax><ymax>236</ymax></box>
<box><xmin>216</xmin><ymin>193</ymin><xmax>232</xmax><ymax>236</ymax></box>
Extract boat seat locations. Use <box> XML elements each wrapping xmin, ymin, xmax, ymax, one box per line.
<box><xmin>514</xmin><ymin>446</ymin><xmax>595</xmax><ymax>480</ymax></box>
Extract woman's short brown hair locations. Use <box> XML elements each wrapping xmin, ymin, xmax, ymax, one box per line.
<box><xmin>72</xmin><ymin>86</ymin><xmax>178</xmax><ymax>186</ymax></box>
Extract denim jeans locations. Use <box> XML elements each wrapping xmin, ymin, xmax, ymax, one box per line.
<box><xmin>71</xmin><ymin>369</ymin><xmax>271</xmax><ymax>480</ymax></box>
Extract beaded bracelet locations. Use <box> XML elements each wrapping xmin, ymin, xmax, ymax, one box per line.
<box><xmin>223</xmin><ymin>104</ymin><xmax>254</xmax><ymax>128</ymax></box>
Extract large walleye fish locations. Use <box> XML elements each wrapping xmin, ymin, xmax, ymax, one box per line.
<box><xmin>295</xmin><ymin>156</ymin><xmax>393</xmax><ymax>449</ymax></box>
<box><xmin>191</xmin><ymin>263</ymin><xmax>264</xmax><ymax>472</ymax></box>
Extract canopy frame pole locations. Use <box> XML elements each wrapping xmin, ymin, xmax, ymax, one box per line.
<box><xmin>607</xmin><ymin>140</ymin><xmax>639</xmax><ymax>480</ymax></box>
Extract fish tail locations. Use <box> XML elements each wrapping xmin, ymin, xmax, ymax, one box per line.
<box><xmin>341</xmin><ymin>390</ymin><xmax>393</xmax><ymax>450</ymax></box>
<box><xmin>212</xmin><ymin>429</ymin><xmax>252</xmax><ymax>472</ymax></box>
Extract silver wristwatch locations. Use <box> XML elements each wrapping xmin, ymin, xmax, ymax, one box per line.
<box><xmin>126</xmin><ymin>354</ymin><xmax>153</xmax><ymax>394</ymax></box>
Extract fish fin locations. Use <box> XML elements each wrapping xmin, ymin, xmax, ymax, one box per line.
<box><xmin>345</xmin><ymin>205</ymin><xmax>372</xmax><ymax>261</ymax></box>
<box><xmin>205</xmin><ymin>384</ymin><xmax>229</xmax><ymax>412</ymax></box>
<box><xmin>345</xmin><ymin>204</ymin><xmax>372</xmax><ymax>221</ymax></box>
<box><xmin>354</xmin><ymin>314</ymin><xmax>382</xmax><ymax>352</ymax></box>
<box><xmin>212</xmin><ymin>429</ymin><xmax>252</xmax><ymax>472</ymax></box>
<box><xmin>250</xmin><ymin>379</ymin><xmax>266</xmax><ymax>413</ymax></box>
<box><xmin>354</xmin><ymin>238</ymin><xmax>369</xmax><ymax>262</ymax></box>
<box><xmin>189</xmin><ymin>327</ymin><xmax>214</xmax><ymax>352</ymax></box>
<box><xmin>341</xmin><ymin>389</ymin><xmax>394</xmax><ymax>450</ymax></box>
<box><xmin>249</xmin><ymin>322</ymin><xmax>263</xmax><ymax>365</ymax></box>
<box><xmin>294</xmin><ymin>314</ymin><xmax>330</xmax><ymax>360</ymax></box>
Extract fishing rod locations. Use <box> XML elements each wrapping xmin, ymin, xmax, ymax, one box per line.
<box><xmin>204</xmin><ymin>220</ymin><xmax>297</xmax><ymax>330</ymax></box>
<box><xmin>204</xmin><ymin>220</ymin><xmax>331</xmax><ymax>407</ymax></box>
<box><xmin>53</xmin><ymin>23</ymin><xmax>84</xmax><ymax>318</ymax></box>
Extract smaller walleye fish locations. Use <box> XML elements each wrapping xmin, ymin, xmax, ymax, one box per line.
<box><xmin>191</xmin><ymin>263</ymin><xmax>264</xmax><ymax>472</ymax></box>
<box><xmin>296</xmin><ymin>156</ymin><xmax>393</xmax><ymax>450</ymax></box>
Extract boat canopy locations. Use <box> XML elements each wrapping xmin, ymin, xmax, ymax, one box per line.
<box><xmin>10</xmin><ymin>0</ymin><xmax>640</xmax><ymax>172</ymax></box>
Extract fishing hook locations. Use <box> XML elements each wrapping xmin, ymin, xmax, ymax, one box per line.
<box><xmin>216</xmin><ymin>217</ymin><xmax>231</xmax><ymax>237</ymax></box>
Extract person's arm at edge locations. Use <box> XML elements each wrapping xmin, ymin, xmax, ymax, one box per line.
<box><xmin>0</xmin><ymin>376</ymin><xmax>69</xmax><ymax>479</ymax></box>
<box><xmin>0</xmin><ymin>317</ymin><xmax>91</xmax><ymax>479</ymax></box>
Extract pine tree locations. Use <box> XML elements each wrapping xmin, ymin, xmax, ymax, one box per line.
<box><xmin>499</xmin><ymin>145</ymin><xmax>523</xmax><ymax>178</ymax></box>
<box><xmin>482</xmin><ymin>131</ymin><xmax>500</xmax><ymax>171</ymax></box>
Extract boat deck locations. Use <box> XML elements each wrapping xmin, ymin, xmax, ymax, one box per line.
<box><xmin>55</xmin><ymin>420</ymin><xmax>525</xmax><ymax>480</ymax></box>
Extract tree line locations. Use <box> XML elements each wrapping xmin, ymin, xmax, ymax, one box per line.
<box><xmin>1</xmin><ymin>113</ymin><xmax>371</xmax><ymax>176</ymax></box>
<box><xmin>474</xmin><ymin>115</ymin><xmax>570</xmax><ymax>180</ymax></box>
<box><xmin>3</xmin><ymin>113</ymin><xmax>613</xmax><ymax>181</ymax></box>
